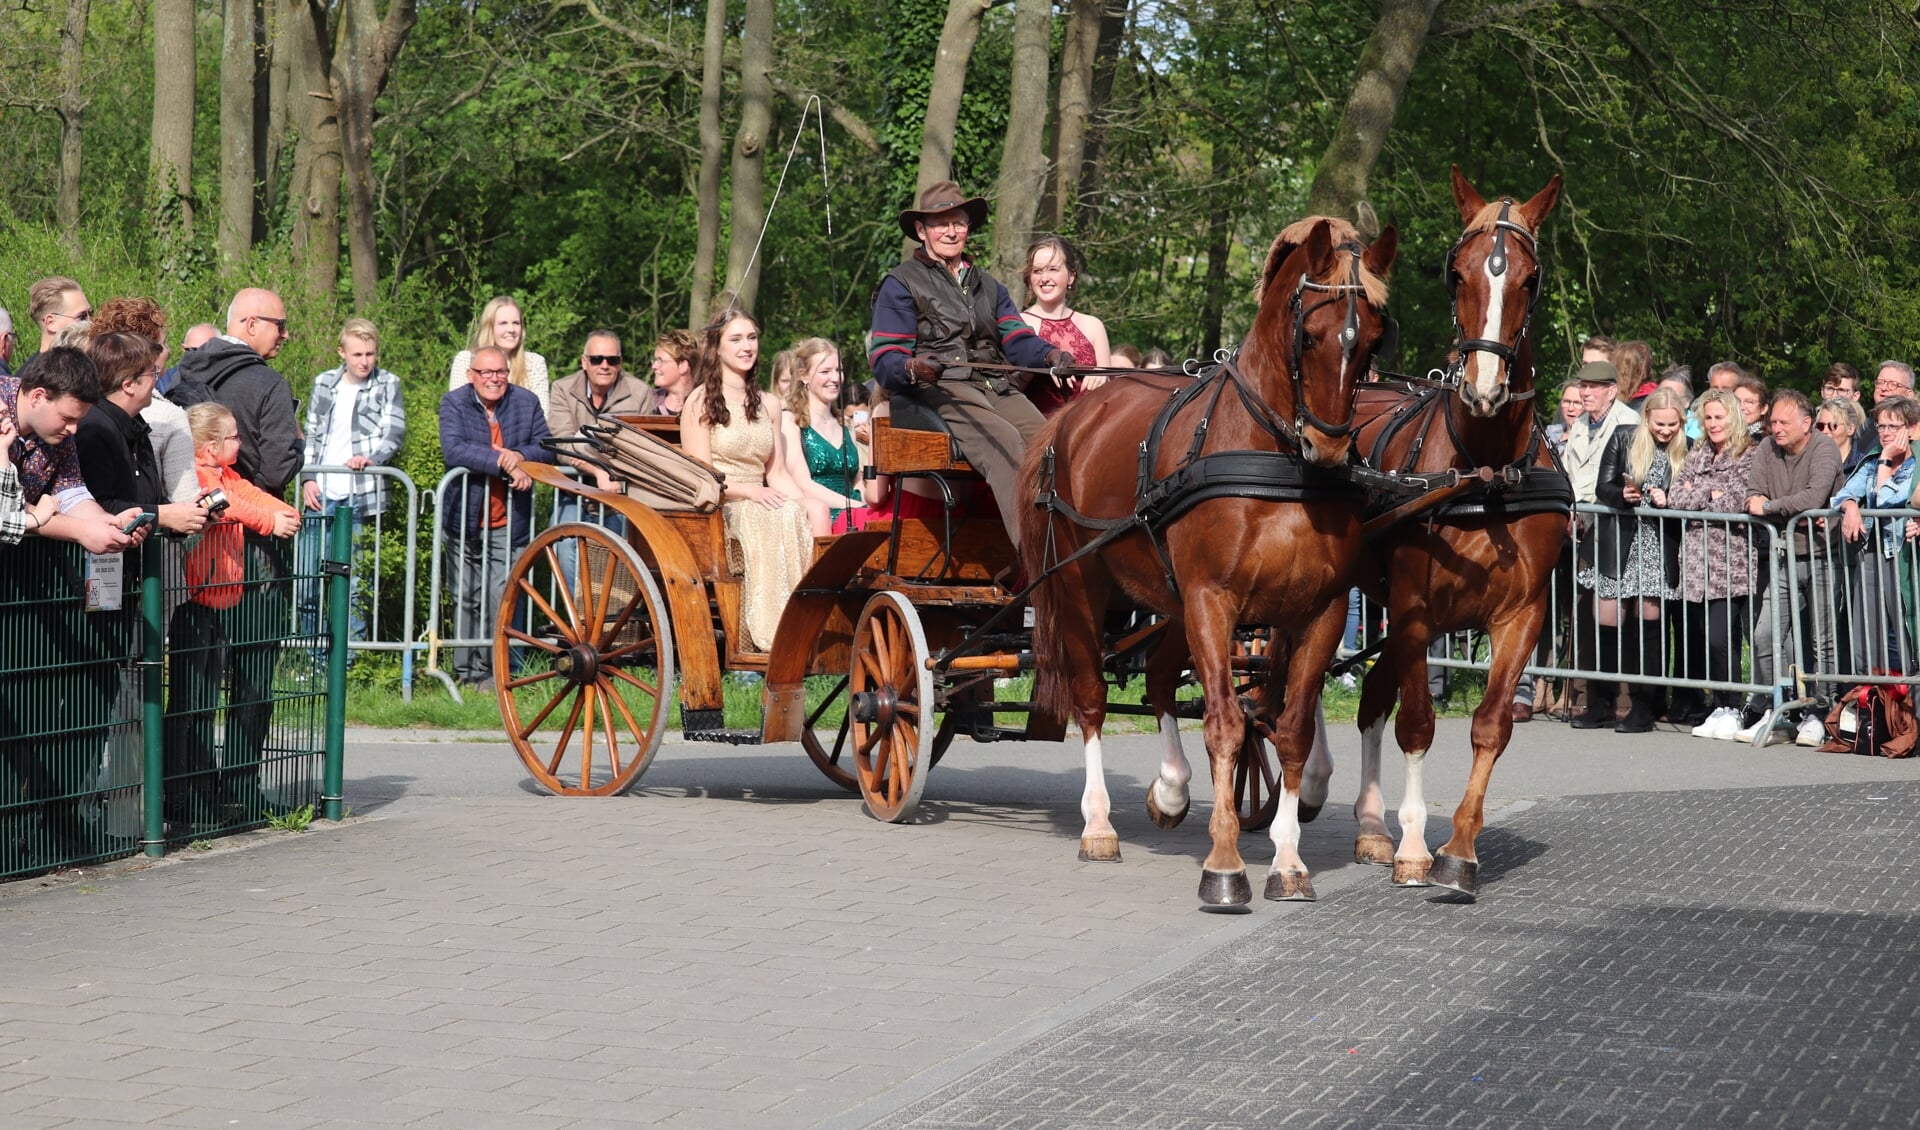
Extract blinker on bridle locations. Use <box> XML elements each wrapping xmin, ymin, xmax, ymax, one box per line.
<box><xmin>1447</xmin><ymin>199</ymin><xmax>1541</xmax><ymax>401</ymax></box>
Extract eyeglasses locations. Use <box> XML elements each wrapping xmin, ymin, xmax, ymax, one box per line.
<box><xmin>49</xmin><ymin>308</ymin><xmax>91</xmax><ymax>324</ymax></box>
<box><xmin>249</xmin><ymin>315</ymin><xmax>289</xmax><ymax>335</ymax></box>
<box><xmin>208</xmin><ymin>433</ymin><xmax>240</xmax><ymax>444</ymax></box>
<box><xmin>470</xmin><ymin>368</ymin><xmax>510</xmax><ymax>378</ymax></box>
<box><xmin>1815</xmin><ymin>421</ymin><xmax>1843</xmax><ymax>431</ymax></box>
<box><xmin>924</xmin><ymin>218</ymin><xmax>970</xmax><ymax>232</ymax></box>
<box><xmin>585</xmin><ymin>354</ymin><xmax>621</xmax><ymax>366</ymax></box>
<box><xmin>1877</xmin><ymin>422</ymin><xmax>1908</xmax><ymax>433</ymax></box>
<box><xmin>1882</xmin><ymin>384</ymin><xmax>1913</xmax><ymax>395</ymax></box>
<box><xmin>1822</xmin><ymin>381</ymin><xmax>1853</xmax><ymax>391</ymax></box>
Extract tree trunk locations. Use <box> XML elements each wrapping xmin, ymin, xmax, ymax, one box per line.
<box><xmin>335</xmin><ymin>0</ymin><xmax>419</xmax><ymax>305</ymax></box>
<box><xmin>689</xmin><ymin>0</ymin><xmax>726</xmax><ymax>329</ymax></box>
<box><xmin>1200</xmin><ymin>145</ymin><xmax>1232</xmax><ymax>358</ymax></box>
<box><xmin>221</xmin><ymin>0</ymin><xmax>258</xmax><ymax>265</ymax></box>
<box><xmin>917</xmin><ymin>0</ymin><xmax>991</xmax><ymax>196</ymax></box>
<box><xmin>1045</xmin><ymin>0</ymin><xmax>1102</xmax><ymax>230</ymax></box>
<box><xmin>723</xmin><ymin>0</ymin><xmax>774</xmax><ymax>315</ymax></box>
<box><xmin>1071</xmin><ymin>2</ymin><xmax>1127</xmax><ymax>229</ymax></box>
<box><xmin>1304</xmin><ymin>0</ymin><xmax>1442</xmax><ymax>227</ymax></box>
<box><xmin>991</xmin><ymin>0</ymin><xmax>1052</xmax><ymax>276</ymax></box>
<box><xmin>56</xmin><ymin>0</ymin><xmax>89</xmax><ymax>251</ymax></box>
<box><xmin>263</xmin><ymin>0</ymin><xmax>291</xmax><ymax>218</ymax></box>
<box><xmin>286</xmin><ymin>0</ymin><xmax>342</xmax><ymax>297</ymax></box>
<box><xmin>150</xmin><ymin>0</ymin><xmax>194</xmax><ymax>239</ymax></box>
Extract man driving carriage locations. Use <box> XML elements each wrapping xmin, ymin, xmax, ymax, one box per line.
<box><xmin>867</xmin><ymin>181</ymin><xmax>1073</xmax><ymax>548</ymax></box>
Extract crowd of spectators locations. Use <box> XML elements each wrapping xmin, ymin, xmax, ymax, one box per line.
<box><xmin>1529</xmin><ymin>335</ymin><xmax>1920</xmax><ymax>749</ymax></box>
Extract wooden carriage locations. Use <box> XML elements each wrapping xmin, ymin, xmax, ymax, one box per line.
<box><xmin>495</xmin><ymin>409</ymin><xmax>1282</xmax><ymax>825</ymax></box>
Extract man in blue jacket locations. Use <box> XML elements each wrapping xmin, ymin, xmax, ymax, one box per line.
<box><xmin>439</xmin><ymin>346</ymin><xmax>552</xmax><ymax>689</ymax></box>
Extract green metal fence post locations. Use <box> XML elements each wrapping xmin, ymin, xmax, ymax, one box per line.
<box><xmin>322</xmin><ymin>504</ymin><xmax>350</xmax><ymax>821</ymax></box>
<box><xmin>141</xmin><ymin>543</ymin><xmax>166</xmax><ymax>857</ymax></box>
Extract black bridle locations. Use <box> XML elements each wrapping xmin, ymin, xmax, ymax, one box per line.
<box><xmin>1444</xmin><ymin>199</ymin><xmax>1542</xmax><ymax>401</ymax></box>
<box><xmin>1285</xmin><ymin>242</ymin><xmax>1381</xmax><ymax>439</ymax></box>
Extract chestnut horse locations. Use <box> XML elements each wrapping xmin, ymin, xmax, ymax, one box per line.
<box><xmin>1330</xmin><ymin>167</ymin><xmax>1568</xmax><ymax>899</ymax></box>
<box><xmin>1017</xmin><ymin>218</ymin><xmax>1398</xmax><ymax>910</ymax></box>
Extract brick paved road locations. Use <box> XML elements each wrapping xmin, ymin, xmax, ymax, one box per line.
<box><xmin>872</xmin><ymin>780</ymin><xmax>1920</xmax><ymax>1129</ymax></box>
<box><xmin>0</xmin><ymin>720</ymin><xmax>1915</xmax><ymax>1127</ymax></box>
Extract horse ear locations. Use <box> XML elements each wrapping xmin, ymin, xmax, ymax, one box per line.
<box><xmin>1520</xmin><ymin>174</ymin><xmax>1564</xmax><ymax>228</ymax></box>
<box><xmin>1450</xmin><ymin>165</ymin><xmax>1486</xmax><ymax>225</ymax></box>
<box><xmin>1301</xmin><ymin>219</ymin><xmax>1338</xmax><ymax>277</ymax></box>
<box><xmin>1363</xmin><ymin>224</ymin><xmax>1399</xmax><ymax>279</ymax></box>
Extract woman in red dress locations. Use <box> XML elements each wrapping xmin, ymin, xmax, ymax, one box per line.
<box><xmin>1019</xmin><ymin>235</ymin><xmax>1112</xmax><ymax>416</ymax></box>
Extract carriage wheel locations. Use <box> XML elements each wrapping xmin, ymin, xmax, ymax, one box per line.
<box><xmin>495</xmin><ymin>523</ymin><xmax>676</xmax><ymax>797</ymax></box>
<box><xmin>1235</xmin><ymin>720</ymin><xmax>1281</xmax><ymax>832</ymax></box>
<box><xmin>849</xmin><ymin>591</ymin><xmax>936</xmax><ymax>823</ymax></box>
<box><xmin>799</xmin><ymin>674</ymin><xmax>859</xmax><ymax>792</ymax></box>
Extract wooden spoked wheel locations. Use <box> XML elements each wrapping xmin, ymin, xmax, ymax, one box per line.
<box><xmin>799</xmin><ymin>674</ymin><xmax>859</xmax><ymax>792</ymax></box>
<box><xmin>494</xmin><ymin>523</ymin><xmax>676</xmax><ymax>796</ymax></box>
<box><xmin>848</xmin><ymin>591</ymin><xmax>935</xmax><ymax>823</ymax></box>
<box><xmin>1235</xmin><ymin>720</ymin><xmax>1281</xmax><ymax>832</ymax></box>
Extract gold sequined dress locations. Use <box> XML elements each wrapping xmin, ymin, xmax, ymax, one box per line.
<box><xmin>709</xmin><ymin>400</ymin><xmax>811</xmax><ymax>651</ymax></box>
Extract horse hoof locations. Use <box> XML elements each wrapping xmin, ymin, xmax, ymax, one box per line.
<box><xmin>1145</xmin><ymin>785</ymin><xmax>1189</xmax><ymax>830</ymax></box>
<box><xmin>1355</xmin><ymin>834</ymin><xmax>1395</xmax><ymax>866</ymax></box>
<box><xmin>1428</xmin><ymin>854</ymin><xmax>1479</xmax><ymax>898</ymax></box>
<box><xmin>1198</xmin><ymin>869</ymin><xmax>1252</xmax><ymax>910</ymax></box>
<box><xmin>1391</xmin><ymin>858</ymin><xmax>1432</xmax><ymax>886</ymax></box>
<box><xmin>1263</xmin><ymin>869</ymin><xmax>1317</xmax><ymax>901</ymax></box>
<box><xmin>1078</xmin><ymin>832</ymin><xmax>1121</xmax><ymax>863</ymax></box>
<box><xmin>1297</xmin><ymin>801</ymin><xmax>1323</xmax><ymax>824</ymax></box>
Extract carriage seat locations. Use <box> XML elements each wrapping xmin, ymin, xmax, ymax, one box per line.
<box><xmin>872</xmin><ymin>397</ymin><xmax>977</xmax><ymax>477</ymax></box>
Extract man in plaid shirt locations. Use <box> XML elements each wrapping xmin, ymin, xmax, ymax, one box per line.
<box><xmin>298</xmin><ymin>317</ymin><xmax>406</xmax><ymax>646</ymax></box>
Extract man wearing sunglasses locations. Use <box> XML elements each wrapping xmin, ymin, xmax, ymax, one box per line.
<box><xmin>26</xmin><ymin>277</ymin><xmax>90</xmax><ymax>355</ymax></box>
<box><xmin>546</xmin><ymin>330</ymin><xmax>647</xmax><ymax>584</ymax></box>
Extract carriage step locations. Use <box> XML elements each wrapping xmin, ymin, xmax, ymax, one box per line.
<box><xmin>683</xmin><ymin>728</ymin><xmax>764</xmax><ymax>745</ymax></box>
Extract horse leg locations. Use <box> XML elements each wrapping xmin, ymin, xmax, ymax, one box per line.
<box><xmin>1389</xmin><ymin>620</ymin><xmax>1437</xmax><ymax>886</ymax></box>
<box><xmin>1263</xmin><ymin>602</ymin><xmax>1345</xmax><ymax>901</ymax></box>
<box><xmin>1430</xmin><ymin>610</ymin><xmax>1539</xmax><ymax>898</ymax></box>
<box><xmin>1063</xmin><ymin>574</ymin><xmax>1120</xmax><ymax>862</ymax></box>
<box><xmin>1143</xmin><ymin>630</ymin><xmax>1193</xmax><ymax>830</ymax></box>
<box><xmin>1187</xmin><ymin>591</ymin><xmax>1252</xmax><ymax>909</ymax></box>
<box><xmin>1299</xmin><ymin>699</ymin><xmax>1331</xmax><ymax>824</ymax></box>
<box><xmin>1352</xmin><ymin>647</ymin><xmax>1399</xmax><ymax>866</ymax></box>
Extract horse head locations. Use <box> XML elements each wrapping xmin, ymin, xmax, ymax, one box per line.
<box><xmin>1446</xmin><ymin>166</ymin><xmax>1562</xmax><ymax>418</ymax></box>
<box><xmin>1253</xmin><ymin>217</ymin><xmax>1399</xmax><ymax>467</ymax></box>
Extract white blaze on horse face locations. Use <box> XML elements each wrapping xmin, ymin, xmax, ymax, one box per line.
<box><xmin>1472</xmin><ymin>254</ymin><xmax>1508</xmax><ymax>399</ymax></box>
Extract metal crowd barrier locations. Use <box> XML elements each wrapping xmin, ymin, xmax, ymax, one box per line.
<box><xmin>1786</xmin><ymin>507</ymin><xmax>1920</xmax><ymax>695</ymax></box>
<box><xmin>424</xmin><ymin>466</ymin><xmax>620</xmax><ymax>703</ymax></box>
<box><xmin>0</xmin><ymin>513</ymin><xmax>350</xmax><ymax>881</ymax></box>
<box><xmin>292</xmin><ymin>464</ymin><xmax>424</xmax><ymax>698</ymax></box>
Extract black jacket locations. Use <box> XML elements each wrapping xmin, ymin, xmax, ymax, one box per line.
<box><xmin>1593</xmin><ymin>425</ymin><xmax>1682</xmax><ymax>589</ymax></box>
<box><xmin>173</xmin><ymin>338</ymin><xmax>302</xmax><ymax>495</ymax></box>
<box><xmin>75</xmin><ymin>399</ymin><xmax>164</xmax><ymax>515</ymax></box>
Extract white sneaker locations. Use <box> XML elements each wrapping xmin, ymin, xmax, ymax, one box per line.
<box><xmin>1338</xmin><ymin>672</ymin><xmax>1358</xmax><ymax>691</ymax></box>
<box><xmin>1796</xmin><ymin>714</ymin><xmax>1827</xmax><ymax>748</ymax></box>
<box><xmin>1691</xmin><ymin>707</ymin><xmax>1738</xmax><ymax>739</ymax></box>
<box><xmin>1731</xmin><ymin>708</ymin><xmax>1774</xmax><ymax>744</ymax></box>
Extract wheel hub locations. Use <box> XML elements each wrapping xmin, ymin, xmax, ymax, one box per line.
<box><xmin>554</xmin><ymin>643</ymin><xmax>601</xmax><ymax>685</ymax></box>
<box><xmin>850</xmin><ymin>689</ymin><xmax>896</xmax><ymax>727</ymax></box>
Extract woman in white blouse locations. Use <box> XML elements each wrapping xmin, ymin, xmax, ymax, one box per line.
<box><xmin>447</xmin><ymin>295</ymin><xmax>549</xmax><ymax>412</ymax></box>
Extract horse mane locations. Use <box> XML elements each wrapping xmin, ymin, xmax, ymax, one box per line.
<box><xmin>1462</xmin><ymin>200</ymin><xmax>1520</xmax><ymax>236</ymax></box>
<box><xmin>1260</xmin><ymin>216</ymin><xmax>1388</xmax><ymax>307</ymax></box>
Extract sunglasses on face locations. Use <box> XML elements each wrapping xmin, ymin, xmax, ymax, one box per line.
<box><xmin>585</xmin><ymin>355</ymin><xmax>621</xmax><ymax>366</ymax></box>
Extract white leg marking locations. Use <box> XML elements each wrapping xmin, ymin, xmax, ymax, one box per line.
<box><xmin>1472</xmin><ymin>256</ymin><xmax>1507</xmax><ymax>399</ymax></box>
<box><xmin>1269</xmin><ymin>782</ymin><xmax>1306</xmax><ymax>875</ymax></box>
<box><xmin>1354</xmin><ymin>716</ymin><xmax>1389</xmax><ymax>840</ymax></box>
<box><xmin>1080</xmin><ymin>732</ymin><xmax>1114</xmax><ymax>836</ymax></box>
<box><xmin>1397</xmin><ymin>749</ymin><xmax>1432</xmax><ymax>862</ymax></box>
<box><xmin>1303</xmin><ymin>701</ymin><xmax>1333</xmax><ymax>810</ymax></box>
<box><xmin>1150</xmin><ymin>713</ymin><xmax>1191</xmax><ymax>816</ymax></box>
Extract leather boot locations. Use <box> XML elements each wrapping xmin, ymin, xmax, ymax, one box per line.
<box><xmin>1572</xmin><ymin>627</ymin><xmax>1619</xmax><ymax>729</ymax></box>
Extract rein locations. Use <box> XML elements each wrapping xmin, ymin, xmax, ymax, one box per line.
<box><xmin>1444</xmin><ymin>199</ymin><xmax>1542</xmax><ymax>401</ymax></box>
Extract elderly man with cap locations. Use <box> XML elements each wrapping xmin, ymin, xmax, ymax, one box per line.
<box><xmin>868</xmin><ymin>181</ymin><xmax>1073</xmax><ymax>549</ymax></box>
<box><xmin>1560</xmin><ymin>358</ymin><xmax>1644</xmax><ymax>728</ymax></box>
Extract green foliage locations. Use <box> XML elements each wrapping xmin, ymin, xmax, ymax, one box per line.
<box><xmin>265</xmin><ymin>804</ymin><xmax>316</xmax><ymax>833</ymax></box>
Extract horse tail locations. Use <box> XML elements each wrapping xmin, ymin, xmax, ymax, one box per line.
<box><xmin>1018</xmin><ymin>410</ymin><xmax>1072</xmax><ymax>728</ymax></box>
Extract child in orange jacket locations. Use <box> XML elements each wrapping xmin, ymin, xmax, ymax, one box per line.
<box><xmin>184</xmin><ymin>403</ymin><xmax>300</xmax><ymax>608</ymax></box>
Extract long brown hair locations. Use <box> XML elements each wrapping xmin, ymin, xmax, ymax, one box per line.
<box><xmin>695</xmin><ymin>308</ymin><xmax>764</xmax><ymax>429</ymax></box>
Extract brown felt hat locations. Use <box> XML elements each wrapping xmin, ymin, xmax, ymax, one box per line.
<box><xmin>899</xmin><ymin>180</ymin><xmax>989</xmax><ymax>241</ymax></box>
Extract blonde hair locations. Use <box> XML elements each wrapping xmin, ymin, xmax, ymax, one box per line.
<box><xmin>784</xmin><ymin>338</ymin><xmax>838</xmax><ymax>418</ymax></box>
<box><xmin>1695</xmin><ymin>388</ymin><xmax>1752</xmax><ymax>458</ymax></box>
<box><xmin>470</xmin><ymin>296</ymin><xmax>528</xmax><ymax>390</ymax></box>
<box><xmin>1627</xmin><ymin>388</ymin><xmax>1690</xmax><ymax>483</ymax></box>
<box><xmin>768</xmin><ymin>348</ymin><xmax>797</xmax><ymax>396</ymax></box>
<box><xmin>341</xmin><ymin>317</ymin><xmax>378</xmax><ymax>346</ymax></box>
<box><xmin>187</xmin><ymin>402</ymin><xmax>236</xmax><ymax>446</ymax></box>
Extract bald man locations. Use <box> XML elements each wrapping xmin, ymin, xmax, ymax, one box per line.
<box><xmin>172</xmin><ymin>288</ymin><xmax>301</xmax><ymax>494</ymax></box>
<box><xmin>157</xmin><ymin>322</ymin><xmax>220</xmax><ymax>395</ymax></box>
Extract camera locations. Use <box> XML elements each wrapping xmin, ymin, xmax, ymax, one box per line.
<box><xmin>200</xmin><ymin>488</ymin><xmax>231</xmax><ymax>516</ymax></box>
